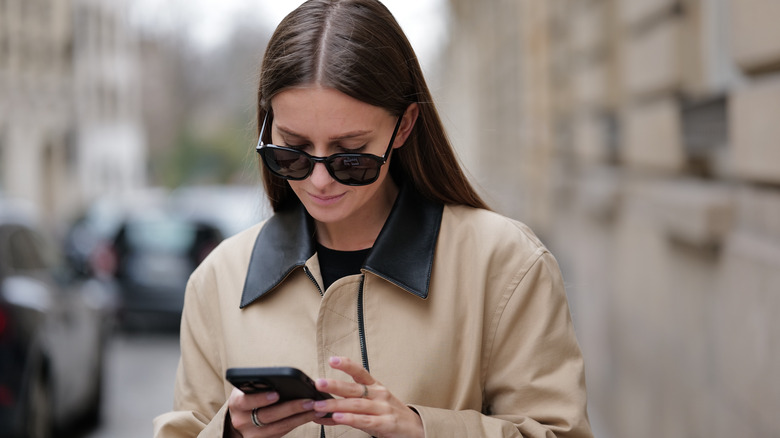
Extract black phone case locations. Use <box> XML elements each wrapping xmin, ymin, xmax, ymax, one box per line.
<box><xmin>225</xmin><ymin>367</ymin><xmax>333</xmax><ymax>401</ymax></box>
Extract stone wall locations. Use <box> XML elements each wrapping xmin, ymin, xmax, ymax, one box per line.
<box><xmin>0</xmin><ymin>0</ymin><xmax>146</xmax><ymax>229</ymax></box>
<box><xmin>441</xmin><ymin>0</ymin><xmax>780</xmax><ymax>436</ymax></box>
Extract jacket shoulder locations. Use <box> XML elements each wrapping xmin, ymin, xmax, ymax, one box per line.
<box><xmin>442</xmin><ymin>205</ymin><xmax>547</xmax><ymax>253</ymax></box>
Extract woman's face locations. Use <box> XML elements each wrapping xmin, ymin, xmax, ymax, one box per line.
<box><xmin>270</xmin><ymin>87</ymin><xmax>408</xmax><ymax>234</ymax></box>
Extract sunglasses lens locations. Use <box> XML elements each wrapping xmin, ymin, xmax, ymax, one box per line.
<box><xmin>262</xmin><ymin>148</ymin><xmax>312</xmax><ymax>179</ymax></box>
<box><xmin>329</xmin><ymin>155</ymin><xmax>383</xmax><ymax>185</ymax></box>
<box><xmin>259</xmin><ymin>147</ymin><xmax>385</xmax><ymax>185</ymax></box>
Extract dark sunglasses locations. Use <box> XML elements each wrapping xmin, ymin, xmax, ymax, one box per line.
<box><xmin>256</xmin><ymin>113</ymin><xmax>403</xmax><ymax>186</ymax></box>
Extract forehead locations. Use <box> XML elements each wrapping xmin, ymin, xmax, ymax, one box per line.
<box><xmin>271</xmin><ymin>86</ymin><xmax>392</xmax><ymax>135</ymax></box>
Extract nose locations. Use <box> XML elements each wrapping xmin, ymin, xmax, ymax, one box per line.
<box><xmin>308</xmin><ymin>161</ymin><xmax>334</xmax><ymax>187</ymax></box>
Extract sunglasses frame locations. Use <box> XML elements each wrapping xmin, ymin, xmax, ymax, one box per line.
<box><xmin>256</xmin><ymin>112</ymin><xmax>403</xmax><ymax>186</ymax></box>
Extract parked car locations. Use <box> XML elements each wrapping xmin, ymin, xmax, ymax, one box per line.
<box><xmin>107</xmin><ymin>209</ymin><xmax>223</xmax><ymax>329</ymax></box>
<box><xmin>0</xmin><ymin>198</ymin><xmax>117</xmax><ymax>438</ymax></box>
<box><xmin>63</xmin><ymin>189</ymin><xmax>169</xmax><ymax>279</ymax></box>
<box><xmin>62</xmin><ymin>186</ymin><xmax>259</xmax><ymax>331</ymax></box>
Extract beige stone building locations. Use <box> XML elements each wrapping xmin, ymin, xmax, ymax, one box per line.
<box><xmin>440</xmin><ymin>0</ymin><xmax>780</xmax><ymax>436</ymax></box>
<box><xmin>0</xmin><ymin>0</ymin><xmax>145</xmax><ymax>230</ymax></box>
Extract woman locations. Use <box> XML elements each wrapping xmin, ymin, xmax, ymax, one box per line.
<box><xmin>154</xmin><ymin>1</ymin><xmax>592</xmax><ymax>437</ymax></box>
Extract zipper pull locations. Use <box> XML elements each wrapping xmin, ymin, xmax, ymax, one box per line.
<box><xmin>303</xmin><ymin>265</ymin><xmax>324</xmax><ymax>296</ymax></box>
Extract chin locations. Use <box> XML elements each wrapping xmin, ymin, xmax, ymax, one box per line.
<box><xmin>303</xmin><ymin>203</ymin><xmax>348</xmax><ymax>224</ymax></box>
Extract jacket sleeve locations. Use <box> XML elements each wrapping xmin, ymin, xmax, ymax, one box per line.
<box><xmin>410</xmin><ymin>250</ymin><xmax>592</xmax><ymax>437</ymax></box>
<box><xmin>153</xmin><ymin>267</ymin><xmax>231</xmax><ymax>437</ymax></box>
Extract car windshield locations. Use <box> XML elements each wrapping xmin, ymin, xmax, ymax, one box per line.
<box><xmin>125</xmin><ymin>218</ymin><xmax>195</xmax><ymax>253</ymax></box>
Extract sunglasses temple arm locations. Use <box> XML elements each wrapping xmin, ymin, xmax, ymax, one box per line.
<box><xmin>382</xmin><ymin>116</ymin><xmax>404</xmax><ymax>160</ymax></box>
<box><xmin>257</xmin><ymin>112</ymin><xmax>270</xmax><ymax>149</ymax></box>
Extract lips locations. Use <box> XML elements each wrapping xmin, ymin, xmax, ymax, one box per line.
<box><xmin>309</xmin><ymin>192</ymin><xmax>345</xmax><ymax>205</ymax></box>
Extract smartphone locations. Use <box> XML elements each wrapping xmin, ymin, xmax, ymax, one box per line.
<box><xmin>225</xmin><ymin>366</ymin><xmax>333</xmax><ymax>402</ymax></box>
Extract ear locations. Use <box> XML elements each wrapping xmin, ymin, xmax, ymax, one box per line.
<box><xmin>393</xmin><ymin>103</ymin><xmax>420</xmax><ymax>149</ymax></box>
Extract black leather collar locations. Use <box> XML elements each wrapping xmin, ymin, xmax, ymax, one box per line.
<box><xmin>240</xmin><ymin>184</ymin><xmax>444</xmax><ymax>308</ymax></box>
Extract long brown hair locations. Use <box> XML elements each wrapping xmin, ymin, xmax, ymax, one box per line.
<box><xmin>257</xmin><ymin>0</ymin><xmax>488</xmax><ymax>212</ymax></box>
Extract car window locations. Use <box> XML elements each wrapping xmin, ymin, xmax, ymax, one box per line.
<box><xmin>0</xmin><ymin>227</ymin><xmax>10</xmax><ymax>275</ymax></box>
<box><xmin>125</xmin><ymin>218</ymin><xmax>196</xmax><ymax>253</ymax></box>
<box><xmin>6</xmin><ymin>226</ymin><xmax>55</xmax><ymax>272</ymax></box>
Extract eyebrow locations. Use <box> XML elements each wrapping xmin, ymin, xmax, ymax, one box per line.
<box><xmin>276</xmin><ymin>126</ymin><xmax>373</xmax><ymax>141</ymax></box>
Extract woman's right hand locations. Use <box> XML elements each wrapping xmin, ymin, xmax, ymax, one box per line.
<box><xmin>226</xmin><ymin>387</ymin><xmax>322</xmax><ymax>437</ymax></box>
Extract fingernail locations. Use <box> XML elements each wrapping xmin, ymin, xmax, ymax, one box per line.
<box><xmin>332</xmin><ymin>413</ymin><xmax>345</xmax><ymax>421</ymax></box>
<box><xmin>329</xmin><ymin>356</ymin><xmax>341</xmax><ymax>365</ymax></box>
<box><xmin>266</xmin><ymin>392</ymin><xmax>279</xmax><ymax>401</ymax></box>
<box><xmin>315</xmin><ymin>411</ymin><xmax>328</xmax><ymax>418</ymax></box>
<box><xmin>316</xmin><ymin>379</ymin><xmax>328</xmax><ymax>388</ymax></box>
<box><xmin>314</xmin><ymin>401</ymin><xmax>326</xmax><ymax>409</ymax></box>
<box><xmin>302</xmin><ymin>400</ymin><xmax>314</xmax><ymax>410</ymax></box>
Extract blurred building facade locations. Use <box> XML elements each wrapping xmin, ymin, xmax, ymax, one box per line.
<box><xmin>0</xmin><ymin>0</ymin><xmax>146</xmax><ymax>230</ymax></box>
<box><xmin>441</xmin><ymin>0</ymin><xmax>780</xmax><ymax>436</ymax></box>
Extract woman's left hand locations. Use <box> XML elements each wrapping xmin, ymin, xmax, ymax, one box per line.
<box><xmin>312</xmin><ymin>356</ymin><xmax>424</xmax><ymax>438</ymax></box>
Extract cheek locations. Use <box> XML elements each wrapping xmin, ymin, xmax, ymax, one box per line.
<box><xmin>353</xmin><ymin>181</ymin><xmax>384</xmax><ymax>204</ymax></box>
<box><xmin>287</xmin><ymin>181</ymin><xmax>305</xmax><ymax>197</ymax></box>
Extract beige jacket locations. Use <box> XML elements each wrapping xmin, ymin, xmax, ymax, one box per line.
<box><xmin>154</xmin><ymin>186</ymin><xmax>592</xmax><ymax>437</ymax></box>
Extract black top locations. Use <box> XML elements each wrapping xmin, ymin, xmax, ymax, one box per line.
<box><xmin>316</xmin><ymin>243</ymin><xmax>372</xmax><ymax>290</ymax></box>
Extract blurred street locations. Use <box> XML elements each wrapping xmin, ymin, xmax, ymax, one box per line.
<box><xmin>81</xmin><ymin>332</ymin><xmax>180</xmax><ymax>438</ymax></box>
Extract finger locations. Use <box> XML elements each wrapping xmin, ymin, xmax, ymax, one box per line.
<box><xmin>327</xmin><ymin>411</ymin><xmax>387</xmax><ymax>435</ymax></box>
<box><xmin>231</xmin><ymin>399</ymin><xmax>317</xmax><ymax>434</ymax></box>
<box><xmin>326</xmin><ymin>356</ymin><xmax>375</xmax><ymax>385</ymax></box>
<box><xmin>315</xmin><ymin>377</ymin><xmax>372</xmax><ymax>401</ymax></box>
<box><xmin>228</xmin><ymin>388</ymin><xmax>280</xmax><ymax>426</ymax></box>
<box><xmin>249</xmin><ymin>410</ymin><xmax>321</xmax><ymax>437</ymax></box>
<box><xmin>251</xmin><ymin>399</ymin><xmax>317</xmax><ymax>425</ymax></box>
<box><xmin>230</xmin><ymin>387</ymin><xmax>281</xmax><ymax>411</ymax></box>
<box><xmin>316</xmin><ymin>405</ymin><xmax>424</xmax><ymax>438</ymax></box>
<box><xmin>312</xmin><ymin>396</ymin><xmax>384</xmax><ymax>418</ymax></box>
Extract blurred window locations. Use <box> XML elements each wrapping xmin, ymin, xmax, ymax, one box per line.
<box><xmin>0</xmin><ymin>23</ymin><xmax>7</xmax><ymax>69</ymax></box>
<box><xmin>0</xmin><ymin>227</ymin><xmax>9</xmax><ymax>274</ymax></box>
<box><xmin>0</xmin><ymin>129</ymin><xmax>5</xmax><ymax>182</ymax></box>
<box><xmin>7</xmin><ymin>227</ymin><xmax>45</xmax><ymax>271</ymax></box>
<box><xmin>125</xmin><ymin>219</ymin><xmax>196</xmax><ymax>254</ymax></box>
<box><xmin>2</xmin><ymin>226</ymin><xmax>59</xmax><ymax>274</ymax></box>
<box><xmin>681</xmin><ymin>96</ymin><xmax>728</xmax><ymax>153</ymax></box>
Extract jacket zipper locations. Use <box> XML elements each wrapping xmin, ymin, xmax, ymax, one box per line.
<box><xmin>306</xmin><ymin>265</ymin><xmax>370</xmax><ymax>369</ymax></box>
<box><xmin>358</xmin><ymin>276</ymin><xmax>377</xmax><ymax>438</ymax></box>
<box><xmin>306</xmin><ymin>267</ymin><xmax>372</xmax><ymax>438</ymax></box>
<box><xmin>304</xmin><ymin>266</ymin><xmax>326</xmax><ymax>438</ymax></box>
<box><xmin>357</xmin><ymin>276</ymin><xmax>370</xmax><ymax>372</ymax></box>
<box><xmin>303</xmin><ymin>266</ymin><xmax>324</xmax><ymax>297</ymax></box>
